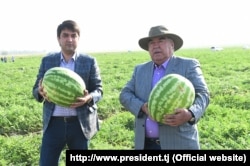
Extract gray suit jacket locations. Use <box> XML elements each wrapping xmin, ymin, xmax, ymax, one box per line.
<box><xmin>119</xmin><ymin>55</ymin><xmax>210</xmax><ymax>149</ymax></box>
<box><xmin>33</xmin><ymin>52</ymin><xmax>103</xmax><ymax>140</ymax></box>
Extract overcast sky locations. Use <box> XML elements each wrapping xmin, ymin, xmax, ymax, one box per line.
<box><xmin>0</xmin><ymin>0</ymin><xmax>249</xmax><ymax>52</ymax></box>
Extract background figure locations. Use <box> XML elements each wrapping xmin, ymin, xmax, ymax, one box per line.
<box><xmin>32</xmin><ymin>20</ymin><xmax>103</xmax><ymax>165</ymax></box>
<box><xmin>3</xmin><ymin>56</ymin><xmax>7</xmax><ymax>63</ymax></box>
<box><xmin>119</xmin><ymin>25</ymin><xmax>210</xmax><ymax>150</ymax></box>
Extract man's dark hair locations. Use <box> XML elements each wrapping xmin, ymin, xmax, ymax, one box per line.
<box><xmin>57</xmin><ymin>20</ymin><xmax>80</xmax><ymax>37</ymax></box>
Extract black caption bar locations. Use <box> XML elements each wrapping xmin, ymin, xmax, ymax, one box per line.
<box><xmin>66</xmin><ymin>150</ymin><xmax>249</xmax><ymax>165</ymax></box>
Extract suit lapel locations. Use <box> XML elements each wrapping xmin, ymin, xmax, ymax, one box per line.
<box><xmin>143</xmin><ymin>62</ymin><xmax>154</xmax><ymax>98</ymax></box>
<box><xmin>165</xmin><ymin>55</ymin><xmax>177</xmax><ymax>75</ymax></box>
<box><xmin>54</xmin><ymin>53</ymin><xmax>61</xmax><ymax>67</ymax></box>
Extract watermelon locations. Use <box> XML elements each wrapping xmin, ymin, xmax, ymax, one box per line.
<box><xmin>42</xmin><ymin>67</ymin><xmax>86</xmax><ymax>107</ymax></box>
<box><xmin>148</xmin><ymin>74</ymin><xmax>195</xmax><ymax>123</ymax></box>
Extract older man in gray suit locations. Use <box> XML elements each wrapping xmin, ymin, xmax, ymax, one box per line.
<box><xmin>33</xmin><ymin>20</ymin><xmax>102</xmax><ymax>165</ymax></box>
<box><xmin>119</xmin><ymin>25</ymin><xmax>209</xmax><ymax>150</ymax></box>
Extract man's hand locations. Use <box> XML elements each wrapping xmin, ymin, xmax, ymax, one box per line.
<box><xmin>141</xmin><ymin>103</ymin><xmax>149</xmax><ymax>115</ymax></box>
<box><xmin>38</xmin><ymin>79</ymin><xmax>50</xmax><ymax>102</ymax></box>
<box><xmin>70</xmin><ymin>90</ymin><xmax>92</xmax><ymax>108</ymax></box>
<box><xmin>141</xmin><ymin>103</ymin><xmax>155</xmax><ymax>119</ymax></box>
<box><xmin>162</xmin><ymin>108</ymin><xmax>192</xmax><ymax>126</ymax></box>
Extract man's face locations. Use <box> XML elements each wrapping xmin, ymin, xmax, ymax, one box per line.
<box><xmin>57</xmin><ymin>28</ymin><xmax>79</xmax><ymax>54</ymax></box>
<box><xmin>148</xmin><ymin>37</ymin><xmax>174</xmax><ymax>65</ymax></box>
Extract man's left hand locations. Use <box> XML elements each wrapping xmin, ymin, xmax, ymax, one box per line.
<box><xmin>162</xmin><ymin>108</ymin><xmax>192</xmax><ymax>126</ymax></box>
<box><xmin>70</xmin><ymin>90</ymin><xmax>92</xmax><ymax>108</ymax></box>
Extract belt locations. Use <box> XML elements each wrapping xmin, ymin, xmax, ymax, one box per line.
<box><xmin>51</xmin><ymin>116</ymin><xmax>78</xmax><ymax>122</ymax></box>
<box><xmin>145</xmin><ymin>138</ymin><xmax>160</xmax><ymax>145</ymax></box>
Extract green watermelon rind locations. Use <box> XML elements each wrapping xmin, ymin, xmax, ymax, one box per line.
<box><xmin>42</xmin><ymin>67</ymin><xmax>86</xmax><ymax>107</ymax></box>
<box><xmin>148</xmin><ymin>74</ymin><xmax>195</xmax><ymax>123</ymax></box>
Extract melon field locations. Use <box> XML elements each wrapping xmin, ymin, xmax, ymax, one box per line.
<box><xmin>0</xmin><ymin>47</ymin><xmax>249</xmax><ymax>165</ymax></box>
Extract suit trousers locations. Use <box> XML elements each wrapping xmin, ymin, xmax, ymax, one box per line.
<box><xmin>144</xmin><ymin>138</ymin><xmax>161</xmax><ymax>150</ymax></box>
<box><xmin>39</xmin><ymin>117</ymin><xmax>89</xmax><ymax>166</ymax></box>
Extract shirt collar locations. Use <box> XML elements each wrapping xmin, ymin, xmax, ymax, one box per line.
<box><xmin>154</xmin><ymin>59</ymin><xmax>170</xmax><ymax>69</ymax></box>
<box><xmin>60</xmin><ymin>52</ymin><xmax>77</xmax><ymax>62</ymax></box>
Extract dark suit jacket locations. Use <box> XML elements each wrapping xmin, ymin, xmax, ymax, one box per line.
<box><xmin>33</xmin><ymin>52</ymin><xmax>103</xmax><ymax>139</ymax></box>
<box><xmin>119</xmin><ymin>55</ymin><xmax>210</xmax><ymax>149</ymax></box>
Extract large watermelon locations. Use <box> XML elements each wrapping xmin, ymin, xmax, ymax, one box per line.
<box><xmin>42</xmin><ymin>67</ymin><xmax>86</xmax><ymax>107</ymax></box>
<box><xmin>148</xmin><ymin>74</ymin><xmax>195</xmax><ymax>123</ymax></box>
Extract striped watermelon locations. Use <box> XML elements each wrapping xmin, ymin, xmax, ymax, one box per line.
<box><xmin>42</xmin><ymin>67</ymin><xmax>86</xmax><ymax>107</ymax></box>
<box><xmin>148</xmin><ymin>74</ymin><xmax>195</xmax><ymax>123</ymax></box>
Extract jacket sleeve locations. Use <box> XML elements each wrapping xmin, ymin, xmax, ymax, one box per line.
<box><xmin>86</xmin><ymin>57</ymin><xmax>103</xmax><ymax>106</ymax></box>
<box><xmin>119</xmin><ymin>66</ymin><xmax>145</xmax><ymax>118</ymax></box>
<box><xmin>32</xmin><ymin>58</ymin><xmax>46</xmax><ymax>102</ymax></box>
<box><xmin>187</xmin><ymin>59</ymin><xmax>210</xmax><ymax>123</ymax></box>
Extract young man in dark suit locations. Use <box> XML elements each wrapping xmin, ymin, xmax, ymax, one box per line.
<box><xmin>33</xmin><ymin>20</ymin><xmax>103</xmax><ymax>165</ymax></box>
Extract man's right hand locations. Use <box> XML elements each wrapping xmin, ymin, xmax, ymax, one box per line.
<box><xmin>38</xmin><ymin>79</ymin><xmax>50</xmax><ymax>102</ymax></box>
<box><xmin>141</xmin><ymin>103</ymin><xmax>149</xmax><ymax>115</ymax></box>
